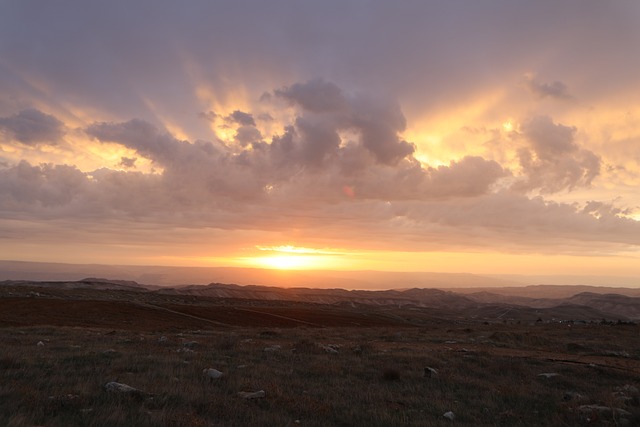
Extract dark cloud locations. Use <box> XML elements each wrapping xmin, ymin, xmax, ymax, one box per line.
<box><xmin>293</xmin><ymin>117</ymin><xmax>341</xmax><ymax>167</ymax></box>
<box><xmin>0</xmin><ymin>108</ymin><xmax>65</xmax><ymax>145</ymax></box>
<box><xmin>234</xmin><ymin>125</ymin><xmax>262</xmax><ymax>147</ymax></box>
<box><xmin>227</xmin><ymin>110</ymin><xmax>256</xmax><ymax>126</ymax></box>
<box><xmin>119</xmin><ymin>157</ymin><xmax>137</xmax><ymax>168</ymax></box>
<box><xmin>83</xmin><ymin>113</ymin><xmax>502</xmax><ymax>206</ymax></box>
<box><xmin>514</xmin><ymin>116</ymin><xmax>600</xmax><ymax>193</ymax></box>
<box><xmin>223</xmin><ymin>110</ymin><xmax>261</xmax><ymax>147</ymax></box>
<box><xmin>275</xmin><ymin>79</ymin><xmax>347</xmax><ymax>113</ymax></box>
<box><xmin>0</xmin><ymin>160</ymin><xmax>87</xmax><ymax>209</ymax></box>
<box><xmin>86</xmin><ymin>119</ymin><xmax>219</xmax><ymax>167</ymax></box>
<box><xmin>274</xmin><ymin>79</ymin><xmax>415</xmax><ymax>165</ymax></box>
<box><xmin>524</xmin><ymin>75</ymin><xmax>572</xmax><ymax>100</ymax></box>
<box><xmin>351</xmin><ymin>99</ymin><xmax>415</xmax><ymax>165</ymax></box>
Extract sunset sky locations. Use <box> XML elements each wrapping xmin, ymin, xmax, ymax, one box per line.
<box><xmin>1</xmin><ymin>1</ymin><xmax>639</xmax><ymax>280</ymax></box>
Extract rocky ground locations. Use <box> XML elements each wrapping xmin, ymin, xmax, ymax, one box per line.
<box><xmin>1</xmin><ymin>285</ymin><xmax>639</xmax><ymax>426</ymax></box>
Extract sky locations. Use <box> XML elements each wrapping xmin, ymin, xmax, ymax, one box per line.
<box><xmin>1</xmin><ymin>1</ymin><xmax>640</xmax><ymax>281</ymax></box>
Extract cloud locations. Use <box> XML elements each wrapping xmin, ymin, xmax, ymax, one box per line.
<box><xmin>224</xmin><ymin>111</ymin><xmax>262</xmax><ymax>147</ymax></box>
<box><xmin>84</xmin><ymin>113</ymin><xmax>503</xmax><ymax>207</ymax></box>
<box><xmin>0</xmin><ymin>160</ymin><xmax>87</xmax><ymax>209</ymax></box>
<box><xmin>1</xmin><ymin>158</ymin><xmax>637</xmax><ymax>255</ymax></box>
<box><xmin>0</xmin><ymin>73</ymin><xmax>634</xmax><ymax>260</ymax></box>
<box><xmin>226</xmin><ymin>110</ymin><xmax>256</xmax><ymax>126</ymax></box>
<box><xmin>274</xmin><ymin>79</ymin><xmax>415</xmax><ymax>165</ymax></box>
<box><xmin>198</xmin><ymin>111</ymin><xmax>217</xmax><ymax>123</ymax></box>
<box><xmin>0</xmin><ymin>80</ymin><xmax>502</xmax><ymax>224</ymax></box>
<box><xmin>513</xmin><ymin>116</ymin><xmax>601</xmax><ymax>193</ymax></box>
<box><xmin>275</xmin><ymin>79</ymin><xmax>348</xmax><ymax>113</ymax></box>
<box><xmin>524</xmin><ymin>75</ymin><xmax>572</xmax><ymax>100</ymax></box>
<box><xmin>0</xmin><ymin>108</ymin><xmax>65</xmax><ymax>145</ymax></box>
<box><xmin>234</xmin><ymin>125</ymin><xmax>262</xmax><ymax>147</ymax></box>
<box><xmin>119</xmin><ymin>157</ymin><xmax>137</xmax><ymax>168</ymax></box>
<box><xmin>86</xmin><ymin>119</ymin><xmax>219</xmax><ymax>168</ymax></box>
<box><xmin>382</xmin><ymin>191</ymin><xmax>640</xmax><ymax>252</ymax></box>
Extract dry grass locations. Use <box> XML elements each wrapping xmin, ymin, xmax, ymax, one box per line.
<box><xmin>1</xmin><ymin>322</ymin><xmax>640</xmax><ymax>426</ymax></box>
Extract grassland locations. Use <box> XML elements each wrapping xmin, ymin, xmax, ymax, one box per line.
<box><xmin>1</xmin><ymin>284</ymin><xmax>639</xmax><ymax>425</ymax></box>
<box><xmin>2</xmin><ymin>319</ymin><xmax>639</xmax><ymax>426</ymax></box>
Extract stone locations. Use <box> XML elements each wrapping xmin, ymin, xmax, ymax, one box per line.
<box><xmin>322</xmin><ymin>345</ymin><xmax>339</xmax><ymax>354</ymax></box>
<box><xmin>104</xmin><ymin>382</ymin><xmax>142</xmax><ymax>394</ymax></box>
<box><xmin>443</xmin><ymin>411</ymin><xmax>455</xmax><ymax>420</ymax></box>
<box><xmin>203</xmin><ymin>368</ymin><xmax>224</xmax><ymax>380</ymax></box>
<box><xmin>238</xmin><ymin>390</ymin><xmax>266</xmax><ymax>399</ymax></box>
<box><xmin>538</xmin><ymin>373</ymin><xmax>559</xmax><ymax>379</ymax></box>
<box><xmin>424</xmin><ymin>367</ymin><xmax>438</xmax><ymax>378</ymax></box>
<box><xmin>563</xmin><ymin>391</ymin><xmax>585</xmax><ymax>402</ymax></box>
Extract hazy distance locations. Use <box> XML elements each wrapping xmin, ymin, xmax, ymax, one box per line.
<box><xmin>2</xmin><ymin>260</ymin><xmax>639</xmax><ymax>290</ymax></box>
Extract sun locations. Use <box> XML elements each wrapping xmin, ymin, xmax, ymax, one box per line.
<box><xmin>256</xmin><ymin>255</ymin><xmax>312</xmax><ymax>270</ymax></box>
<box><xmin>240</xmin><ymin>245</ymin><xmax>347</xmax><ymax>270</ymax></box>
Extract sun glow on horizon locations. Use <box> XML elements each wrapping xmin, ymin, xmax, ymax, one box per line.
<box><xmin>253</xmin><ymin>254</ymin><xmax>315</xmax><ymax>270</ymax></box>
<box><xmin>239</xmin><ymin>245</ymin><xmax>349</xmax><ymax>270</ymax></box>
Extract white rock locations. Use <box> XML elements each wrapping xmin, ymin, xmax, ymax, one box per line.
<box><xmin>322</xmin><ymin>345</ymin><xmax>339</xmax><ymax>354</ymax></box>
<box><xmin>538</xmin><ymin>373</ymin><xmax>559</xmax><ymax>378</ymax></box>
<box><xmin>443</xmin><ymin>411</ymin><xmax>455</xmax><ymax>420</ymax></box>
<box><xmin>104</xmin><ymin>382</ymin><xmax>141</xmax><ymax>394</ymax></box>
<box><xmin>424</xmin><ymin>367</ymin><xmax>438</xmax><ymax>378</ymax></box>
<box><xmin>37</xmin><ymin>341</ymin><xmax>45</xmax><ymax>346</ymax></box>
<box><xmin>203</xmin><ymin>368</ymin><xmax>224</xmax><ymax>380</ymax></box>
<box><xmin>263</xmin><ymin>345</ymin><xmax>281</xmax><ymax>352</ymax></box>
<box><xmin>238</xmin><ymin>390</ymin><xmax>266</xmax><ymax>399</ymax></box>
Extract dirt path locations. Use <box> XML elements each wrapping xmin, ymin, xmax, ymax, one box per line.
<box><xmin>233</xmin><ymin>307</ymin><xmax>322</xmax><ymax>327</ymax></box>
<box><xmin>132</xmin><ymin>302</ymin><xmax>231</xmax><ymax>327</ymax></box>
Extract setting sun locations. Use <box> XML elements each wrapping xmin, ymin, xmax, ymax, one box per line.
<box><xmin>239</xmin><ymin>245</ymin><xmax>348</xmax><ymax>270</ymax></box>
<box><xmin>254</xmin><ymin>255</ymin><xmax>313</xmax><ymax>270</ymax></box>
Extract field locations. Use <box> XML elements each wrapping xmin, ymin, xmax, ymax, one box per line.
<box><xmin>1</xmin><ymin>287</ymin><xmax>640</xmax><ymax>426</ymax></box>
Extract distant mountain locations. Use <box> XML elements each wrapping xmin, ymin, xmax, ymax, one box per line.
<box><xmin>2</xmin><ymin>260</ymin><xmax>639</xmax><ymax>321</ymax></box>
<box><xmin>163</xmin><ymin>283</ymin><xmax>478</xmax><ymax>309</ymax></box>
<box><xmin>457</xmin><ymin>285</ymin><xmax>640</xmax><ymax>299</ymax></box>
<box><xmin>0</xmin><ymin>260</ymin><xmax>521</xmax><ymax>288</ymax></box>
<box><xmin>565</xmin><ymin>292</ymin><xmax>640</xmax><ymax>320</ymax></box>
<box><xmin>0</xmin><ymin>278</ymin><xmax>158</xmax><ymax>292</ymax></box>
<box><xmin>3</xmin><ymin>278</ymin><xmax>638</xmax><ymax>321</ymax></box>
<box><xmin>465</xmin><ymin>290</ymin><xmax>640</xmax><ymax>320</ymax></box>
